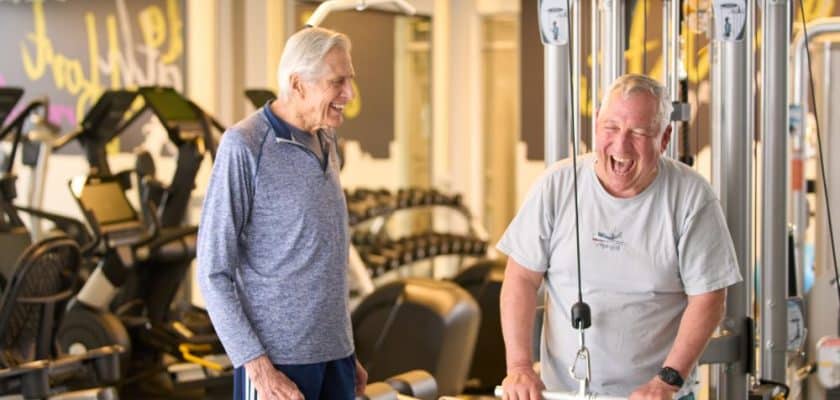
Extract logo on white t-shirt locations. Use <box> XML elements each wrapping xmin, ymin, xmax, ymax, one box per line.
<box><xmin>592</xmin><ymin>231</ymin><xmax>625</xmax><ymax>251</ymax></box>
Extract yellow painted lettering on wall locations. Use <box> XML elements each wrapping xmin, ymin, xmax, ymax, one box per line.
<box><xmin>685</xmin><ymin>34</ymin><xmax>709</xmax><ymax>85</ymax></box>
<box><xmin>19</xmin><ymin>1</ymin><xmax>104</xmax><ymax>119</ymax></box>
<box><xmin>624</xmin><ymin>1</ymin><xmax>710</xmax><ymax>83</ymax></box>
<box><xmin>580</xmin><ymin>74</ymin><xmax>590</xmax><ymax>117</ymax></box>
<box><xmin>20</xmin><ymin>1</ymin><xmax>50</xmax><ymax>80</ymax></box>
<box><xmin>140</xmin><ymin>5</ymin><xmax>167</xmax><ymax>49</ymax></box>
<box><xmin>64</xmin><ymin>58</ymin><xmax>85</xmax><ymax>95</ymax></box>
<box><xmin>344</xmin><ymin>80</ymin><xmax>362</xmax><ymax>119</ymax></box>
<box><xmin>802</xmin><ymin>0</ymin><xmax>834</xmax><ymax>22</ymax></box>
<box><xmin>161</xmin><ymin>0</ymin><xmax>183</xmax><ymax>64</ymax></box>
<box><xmin>626</xmin><ymin>0</ymin><xmax>658</xmax><ymax>75</ymax></box>
<box><xmin>649</xmin><ymin>56</ymin><xmax>664</xmax><ymax>84</ymax></box>
<box><xmin>18</xmin><ymin>0</ymin><xmax>185</xmax><ymax>122</ymax></box>
<box><xmin>106</xmin><ymin>16</ymin><xmax>123</xmax><ymax>89</ymax></box>
<box><xmin>86</xmin><ymin>13</ymin><xmax>102</xmax><ymax>93</ymax></box>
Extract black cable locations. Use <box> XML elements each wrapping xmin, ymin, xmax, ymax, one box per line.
<box><xmin>564</xmin><ymin>0</ymin><xmax>587</xmax><ymax>321</ymax></box>
<box><xmin>566</xmin><ymin>0</ymin><xmax>581</xmax><ymax>303</ymax></box>
<box><xmin>753</xmin><ymin>6</ymin><xmax>760</xmax><ymax>315</ymax></box>
<box><xmin>797</xmin><ymin>0</ymin><xmax>840</xmax><ymax>305</ymax></box>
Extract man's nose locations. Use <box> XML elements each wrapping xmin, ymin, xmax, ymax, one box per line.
<box><xmin>616</xmin><ymin>129</ymin><xmax>633</xmax><ymax>146</ymax></box>
<box><xmin>343</xmin><ymin>80</ymin><xmax>355</xmax><ymax>101</ymax></box>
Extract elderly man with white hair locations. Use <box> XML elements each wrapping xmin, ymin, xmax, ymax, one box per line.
<box><xmin>197</xmin><ymin>27</ymin><xmax>366</xmax><ymax>400</ymax></box>
<box><xmin>498</xmin><ymin>74</ymin><xmax>742</xmax><ymax>400</ymax></box>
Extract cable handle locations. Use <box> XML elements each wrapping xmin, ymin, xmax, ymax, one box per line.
<box><xmin>494</xmin><ymin>386</ymin><xmax>627</xmax><ymax>400</ymax></box>
<box><xmin>568</xmin><ymin>330</ymin><xmax>592</xmax><ymax>396</ymax></box>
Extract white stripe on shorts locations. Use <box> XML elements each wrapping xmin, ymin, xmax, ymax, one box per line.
<box><xmin>245</xmin><ymin>369</ymin><xmax>257</xmax><ymax>400</ymax></box>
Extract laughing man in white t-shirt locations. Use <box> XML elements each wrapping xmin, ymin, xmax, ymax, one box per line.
<box><xmin>497</xmin><ymin>74</ymin><xmax>742</xmax><ymax>400</ymax></box>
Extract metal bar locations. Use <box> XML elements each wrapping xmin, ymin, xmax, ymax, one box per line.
<box><xmin>28</xmin><ymin>144</ymin><xmax>50</xmax><ymax>239</ymax></box>
<box><xmin>744</xmin><ymin>0</ymin><xmax>756</xmax><ymax>352</ymax></box>
<box><xmin>545</xmin><ymin>44</ymin><xmax>571</xmax><ymax>164</ymax></box>
<box><xmin>591</xmin><ymin>0</ymin><xmax>600</xmax><ymax>150</ymax></box>
<box><xmin>664</xmin><ymin>0</ymin><xmax>681</xmax><ymax>159</ymax></box>
<box><xmin>710</xmin><ymin>1</ymin><xmax>752</xmax><ymax>397</ymax></box>
<box><xmin>760</xmin><ymin>0</ymin><xmax>790</xmax><ymax>383</ymax></box>
<box><xmin>601</xmin><ymin>0</ymin><xmax>625</xmax><ymax>89</ymax></box>
<box><xmin>662</xmin><ymin>0</ymin><xmax>671</xmax><ymax>84</ymax></box>
<box><xmin>572</xmin><ymin>0</ymin><xmax>581</xmax><ymax>154</ymax></box>
<box><xmin>305</xmin><ymin>0</ymin><xmax>416</xmax><ymax>26</ymax></box>
<box><xmin>494</xmin><ymin>386</ymin><xmax>626</xmax><ymax>400</ymax></box>
<box><xmin>699</xmin><ymin>331</ymin><xmax>742</xmax><ymax>364</ymax></box>
<box><xmin>719</xmin><ymin>0</ymin><xmax>751</xmax><ymax>366</ymax></box>
<box><xmin>720</xmin><ymin>3</ymin><xmax>752</xmax><ymax>399</ymax></box>
<box><xmin>790</xmin><ymin>18</ymin><xmax>840</xmax><ymax>298</ymax></box>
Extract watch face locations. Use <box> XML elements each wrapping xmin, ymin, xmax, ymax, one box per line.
<box><xmin>659</xmin><ymin>367</ymin><xmax>683</xmax><ymax>387</ymax></box>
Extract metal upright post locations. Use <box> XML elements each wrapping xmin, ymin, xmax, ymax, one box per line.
<box><xmin>594</xmin><ymin>0</ymin><xmax>623</xmax><ymax>152</ymax></box>
<box><xmin>591</xmin><ymin>0</ymin><xmax>600</xmax><ymax>150</ymax></box>
<box><xmin>545</xmin><ymin>45</ymin><xmax>571</xmax><ymax>164</ymax></box>
<box><xmin>571</xmin><ymin>0</ymin><xmax>581</xmax><ymax>154</ymax></box>
<box><xmin>708</xmin><ymin>1</ymin><xmax>752</xmax><ymax>398</ymax></box>
<box><xmin>663</xmin><ymin>0</ymin><xmax>681</xmax><ymax>159</ymax></box>
<box><xmin>760</xmin><ymin>0</ymin><xmax>790</xmax><ymax>383</ymax></box>
<box><xmin>601</xmin><ymin>0</ymin><xmax>625</xmax><ymax>90</ymax></box>
<box><xmin>540</xmin><ymin>0</ymin><xmax>573</xmax><ymax>164</ymax></box>
<box><xmin>790</xmin><ymin>18</ymin><xmax>840</xmax><ymax>298</ymax></box>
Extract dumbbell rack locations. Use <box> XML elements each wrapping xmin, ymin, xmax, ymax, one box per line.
<box><xmin>346</xmin><ymin>187</ymin><xmax>491</xmax><ymax>303</ymax></box>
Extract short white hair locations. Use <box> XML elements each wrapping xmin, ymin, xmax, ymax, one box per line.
<box><xmin>600</xmin><ymin>74</ymin><xmax>673</xmax><ymax>133</ymax></box>
<box><xmin>277</xmin><ymin>27</ymin><xmax>352</xmax><ymax>100</ymax></box>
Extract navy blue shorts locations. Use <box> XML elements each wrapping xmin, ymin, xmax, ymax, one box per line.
<box><xmin>234</xmin><ymin>355</ymin><xmax>356</xmax><ymax>400</ymax></box>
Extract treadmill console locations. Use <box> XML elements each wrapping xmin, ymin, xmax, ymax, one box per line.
<box><xmin>80</xmin><ymin>90</ymin><xmax>139</xmax><ymax>143</ymax></box>
<box><xmin>138</xmin><ymin>87</ymin><xmax>204</xmax><ymax>144</ymax></box>
<box><xmin>69</xmin><ymin>175</ymin><xmax>144</xmax><ymax>241</ymax></box>
<box><xmin>0</xmin><ymin>87</ymin><xmax>24</xmax><ymax>127</ymax></box>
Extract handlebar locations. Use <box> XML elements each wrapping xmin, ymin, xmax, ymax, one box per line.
<box><xmin>494</xmin><ymin>386</ymin><xmax>627</xmax><ymax>400</ymax></box>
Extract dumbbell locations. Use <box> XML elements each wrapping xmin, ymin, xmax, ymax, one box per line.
<box><xmin>385</xmin><ymin>370</ymin><xmax>437</xmax><ymax>400</ymax></box>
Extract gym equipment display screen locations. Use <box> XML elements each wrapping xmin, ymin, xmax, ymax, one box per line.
<box><xmin>139</xmin><ymin>87</ymin><xmax>198</xmax><ymax>122</ymax></box>
<box><xmin>81</xmin><ymin>90</ymin><xmax>138</xmax><ymax>136</ymax></box>
<box><xmin>73</xmin><ymin>179</ymin><xmax>138</xmax><ymax>227</ymax></box>
<box><xmin>0</xmin><ymin>88</ymin><xmax>24</xmax><ymax>126</ymax></box>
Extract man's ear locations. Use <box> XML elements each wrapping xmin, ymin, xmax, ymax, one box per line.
<box><xmin>290</xmin><ymin>74</ymin><xmax>305</xmax><ymax>99</ymax></box>
<box><xmin>660</xmin><ymin>124</ymin><xmax>673</xmax><ymax>152</ymax></box>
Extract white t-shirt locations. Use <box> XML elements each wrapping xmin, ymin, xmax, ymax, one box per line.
<box><xmin>497</xmin><ymin>154</ymin><xmax>742</xmax><ymax>396</ymax></box>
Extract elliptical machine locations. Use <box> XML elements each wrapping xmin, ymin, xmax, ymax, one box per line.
<box><xmin>0</xmin><ymin>88</ymin><xmax>124</xmax><ymax>400</ymax></box>
<box><xmin>52</xmin><ymin>90</ymin><xmax>230</xmax><ymax>397</ymax></box>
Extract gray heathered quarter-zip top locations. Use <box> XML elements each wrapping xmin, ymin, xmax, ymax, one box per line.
<box><xmin>197</xmin><ymin>107</ymin><xmax>352</xmax><ymax>367</ymax></box>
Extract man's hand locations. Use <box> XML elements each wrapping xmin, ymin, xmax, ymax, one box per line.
<box><xmin>501</xmin><ymin>367</ymin><xmax>545</xmax><ymax>400</ymax></box>
<box><xmin>354</xmin><ymin>357</ymin><xmax>368</xmax><ymax>395</ymax></box>
<box><xmin>629</xmin><ymin>377</ymin><xmax>679</xmax><ymax>400</ymax></box>
<box><xmin>244</xmin><ymin>355</ymin><xmax>303</xmax><ymax>400</ymax></box>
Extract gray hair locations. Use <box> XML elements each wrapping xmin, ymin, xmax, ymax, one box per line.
<box><xmin>277</xmin><ymin>27</ymin><xmax>352</xmax><ymax>100</ymax></box>
<box><xmin>600</xmin><ymin>74</ymin><xmax>673</xmax><ymax>133</ymax></box>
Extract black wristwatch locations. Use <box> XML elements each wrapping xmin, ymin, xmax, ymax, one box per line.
<box><xmin>658</xmin><ymin>366</ymin><xmax>684</xmax><ymax>388</ymax></box>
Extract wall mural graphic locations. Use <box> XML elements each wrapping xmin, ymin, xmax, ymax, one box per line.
<box><xmin>0</xmin><ymin>0</ymin><xmax>185</xmax><ymax>155</ymax></box>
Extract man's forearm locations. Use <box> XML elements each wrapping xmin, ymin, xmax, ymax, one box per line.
<box><xmin>500</xmin><ymin>262</ymin><xmax>543</xmax><ymax>371</ymax></box>
<box><xmin>662</xmin><ymin>289</ymin><xmax>726</xmax><ymax>378</ymax></box>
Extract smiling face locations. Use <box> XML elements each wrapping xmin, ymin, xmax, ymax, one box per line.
<box><xmin>594</xmin><ymin>90</ymin><xmax>671</xmax><ymax>198</ymax></box>
<box><xmin>294</xmin><ymin>47</ymin><xmax>356</xmax><ymax>132</ymax></box>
